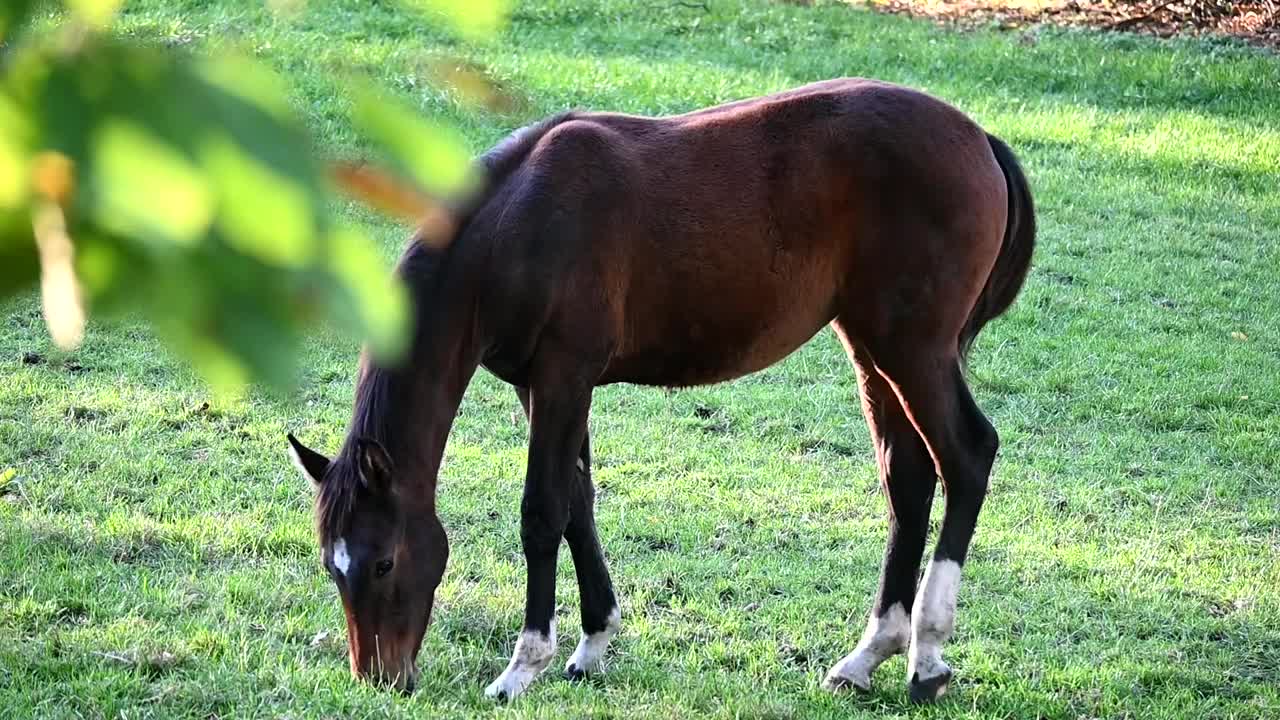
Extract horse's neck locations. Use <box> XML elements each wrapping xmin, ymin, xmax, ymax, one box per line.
<box><xmin>347</xmin><ymin>289</ymin><xmax>482</xmax><ymax>497</ymax></box>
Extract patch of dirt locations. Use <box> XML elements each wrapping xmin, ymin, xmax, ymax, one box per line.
<box><xmin>66</xmin><ymin>406</ymin><xmax>103</xmax><ymax>422</ymax></box>
<box><xmin>93</xmin><ymin>649</ymin><xmax>183</xmax><ymax>678</ymax></box>
<box><xmin>861</xmin><ymin>0</ymin><xmax>1280</xmax><ymax>49</ymax></box>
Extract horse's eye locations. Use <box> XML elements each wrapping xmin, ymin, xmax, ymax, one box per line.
<box><xmin>375</xmin><ymin>558</ymin><xmax>394</xmax><ymax>578</ymax></box>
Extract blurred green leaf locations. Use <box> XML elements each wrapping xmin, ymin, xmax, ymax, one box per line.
<box><xmin>352</xmin><ymin>84</ymin><xmax>476</xmax><ymax>200</ymax></box>
<box><xmin>425</xmin><ymin>56</ymin><xmax>527</xmax><ymax>114</ymax></box>
<box><xmin>0</xmin><ymin>35</ymin><xmax>415</xmax><ymax>390</ymax></box>
<box><xmin>202</xmin><ymin>133</ymin><xmax>315</xmax><ymax>267</ymax></box>
<box><xmin>92</xmin><ymin>119</ymin><xmax>215</xmax><ymax>245</ymax></box>
<box><xmin>65</xmin><ymin>0</ymin><xmax>122</xmax><ymax>29</ymax></box>
<box><xmin>0</xmin><ymin>94</ymin><xmax>37</xmax><ymax>296</ymax></box>
<box><xmin>72</xmin><ymin>229</ymin><xmax>123</xmax><ymax>296</ymax></box>
<box><xmin>194</xmin><ymin>54</ymin><xmax>327</xmax><ymax>269</ymax></box>
<box><xmin>0</xmin><ymin>0</ymin><xmax>40</xmax><ymax>44</ymax></box>
<box><xmin>398</xmin><ymin>0</ymin><xmax>508</xmax><ymax>39</ymax></box>
<box><xmin>0</xmin><ymin>95</ymin><xmax>31</xmax><ymax>210</ymax></box>
<box><xmin>0</xmin><ymin>1</ymin><xmax>488</xmax><ymax>389</ymax></box>
<box><xmin>0</xmin><ymin>225</ymin><xmax>38</xmax><ymax>296</ymax></box>
<box><xmin>197</xmin><ymin>54</ymin><xmax>295</xmax><ymax>124</ymax></box>
<box><xmin>325</xmin><ymin>224</ymin><xmax>409</xmax><ymax>364</ymax></box>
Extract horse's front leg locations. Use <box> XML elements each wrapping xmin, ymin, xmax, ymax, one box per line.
<box><xmin>513</xmin><ymin>387</ymin><xmax>621</xmax><ymax>682</ymax></box>
<box><xmin>485</xmin><ymin>380</ymin><xmax>592</xmax><ymax>701</ymax></box>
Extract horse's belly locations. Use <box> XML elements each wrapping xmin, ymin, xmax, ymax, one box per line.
<box><xmin>598</xmin><ymin>223</ymin><xmax>844</xmax><ymax>387</ymax></box>
<box><xmin>601</xmin><ymin>302</ymin><xmax>833</xmax><ymax>387</ymax></box>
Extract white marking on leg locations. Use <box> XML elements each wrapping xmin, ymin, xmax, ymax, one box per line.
<box><xmin>908</xmin><ymin>559</ymin><xmax>961</xmax><ymax>687</ymax></box>
<box><xmin>822</xmin><ymin>602</ymin><xmax>909</xmax><ymax>692</ymax></box>
<box><xmin>566</xmin><ymin>605</ymin><xmax>621</xmax><ymax>675</ymax></box>
<box><xmin>331</xmin><ymin>538</ymin><xmax>351</xmax><ymax>577</ymax></box>
<box><xmin>576</xmin><ymin>457</ymin><xmax>586</xmax><ymax>473</ymax></box>
<box><xmin>484</xmin><ymin>618</ymin><xmax>557</xmax><ymax>700</ymax></box>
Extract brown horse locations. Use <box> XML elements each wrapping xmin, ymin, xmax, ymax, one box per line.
<box><xmin>287</xmin><ymin>77</ymin><xmax>1034</xmax><ymax>703</ymax></box>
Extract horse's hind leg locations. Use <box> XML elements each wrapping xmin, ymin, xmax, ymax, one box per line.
<box><xmin>871</xmin><ymin>347</ymin><xmax>998</xmax><ymax>703</ymax></box>
<box><xmin>823</xmin><ymin>334</ymin><xmax>937</xmax><ymax>693</ymax></box>
<box><xmin>561</xmin><ymin>432</ymin><xmax>622</xmax><ymax>679</ymax></box>
<box><xmin>515</xmin><ymin>387</ymin><xmax>621</xmax><ymax>681</ymax></box>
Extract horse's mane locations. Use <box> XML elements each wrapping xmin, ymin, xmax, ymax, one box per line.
<box><xmin>315</xmin><ymin>112</ymin><xmax>576</xmax><ymax>542</ymax></box>
<box><xmin>476</xmin><ymin>112</ymin><xmax>577</xmax><ymax>195</ymax></box>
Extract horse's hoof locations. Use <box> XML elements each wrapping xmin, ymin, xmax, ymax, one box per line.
<box><xmin>908</xmin><ymin>670</ymin><xmax>952</xmax><ymax>703</ymax></box>
<box><xmin>821</xmin><ymin>673</ymin><xmax>871</xmax><ymax>694</ymax></box>
<box><xmin>564</xmin><ymin>664</ymin><xmax>588</xmax><ymax>682</ymax></box>
<box><xmin>483</xmin><ymin>676</ymin><xmax>518</xmax><ymax>703</ymax></box>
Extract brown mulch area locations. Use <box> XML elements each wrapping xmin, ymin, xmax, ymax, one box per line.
<box><xmin>863</xmin><ymin>1</ymin><xmax>1280</xmax><ymax>50</ymax></box>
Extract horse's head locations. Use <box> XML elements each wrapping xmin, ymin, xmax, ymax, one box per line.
<box><xmin>287</xmin><ymin>433</ymin><xmax>448</xmax><ymax>693</ymax></box>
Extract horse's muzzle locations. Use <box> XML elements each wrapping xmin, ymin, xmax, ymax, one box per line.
<box><xmin>351</xmin><ymin>651</ymin><xmax>419</xmax><ymax>694</ymax></box>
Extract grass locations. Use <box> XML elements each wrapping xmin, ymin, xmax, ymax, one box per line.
<box><xmin>3</xmin><ymin>1</ymin><xmax>1280</xmax><ymax>718</ymax></box>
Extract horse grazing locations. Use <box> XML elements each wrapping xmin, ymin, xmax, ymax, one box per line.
<box><xmin>287</xmin><ymin>77</ymin><xmax>1034</xmax><ymax>703</ymax></box>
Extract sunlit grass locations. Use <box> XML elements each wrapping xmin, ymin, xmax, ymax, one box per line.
<box><xmin>2</xmin><ymin>1</ymin><xmax>1278</xmax><ymax>718</ymax></box>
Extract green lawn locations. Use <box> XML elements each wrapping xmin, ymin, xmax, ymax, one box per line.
<box><xmin>3</xmin><ymin>1</ymin><xmax>1280</xmax><ymax>718</ymax></box>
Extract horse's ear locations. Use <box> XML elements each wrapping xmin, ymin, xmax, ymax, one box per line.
<box><xmin>355</xmin><ymin>437</ymin><xmax>394</xmax><ymax>496</ymax></box>
<box><xmin>287</xmin><ymin>433</ymin><xmax>330</xmax><ymax>489</ymax></box>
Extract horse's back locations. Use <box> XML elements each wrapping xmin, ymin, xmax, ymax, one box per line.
<box><xmin>484</xmin><ymin>80</ymin><xmax>1008</xmax><ymax>387</ymax></box>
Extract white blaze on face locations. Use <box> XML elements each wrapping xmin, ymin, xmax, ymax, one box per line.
<box><xmin>332</xmin><ymin>537</ymin><xmax>352</xmax><ymax>577</ymax></box>
<box><xmin>823</xmin><ymin>602</ymin><xmax>910</xmax><ymax>692</ymax></box>
<box><xmin>908</xmin><ymin>559</ymin><xmax>961</xmax><ymax>684</ymax></box>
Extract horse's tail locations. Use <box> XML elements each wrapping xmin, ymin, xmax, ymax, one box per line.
<box><xmin>958</xmin><ymin>133</ymin><xmax>1036</xmax><ymax>361</ymax></box>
